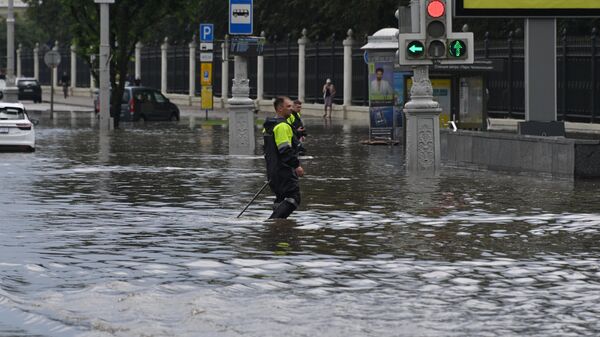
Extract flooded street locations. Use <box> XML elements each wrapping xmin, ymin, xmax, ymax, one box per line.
<box><xmin>1</xmin><ymin>116</ymin><xmax>600</xmax><ymax>336</ymax></box>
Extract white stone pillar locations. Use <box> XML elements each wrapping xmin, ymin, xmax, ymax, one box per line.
<box><xmin>33</xmin><ymin>43</ymin><xmax>39</xmax><ymax>80</ymax></box>
<box><xmin>221</xmin><ymin>36</ymin><xmax>229</xmax><ymax>103</ymax></box>
<box><xmin>256</xmin><ymin>31</ymin><xmax>265</xmax><ymax>101</ymax></box>
<box><xmin>70</xmin><ymin>44</ymin><xmax>77</xmax><ymax>93</ymax></box>
<box><xmin>161</xmin><ymin>37</ymin><xmax>168</xmax><ymax>93</ymax></box>
<box><xmin>189</xmin><ymin>38</ymin><xmax>196</xmax><ymax>104</ymax></box>
<box><xmin>228</xmin><ymin>54</ymin><xmax>255</xmax><ymax>155</ymax></box>
<box><xmin>16</xmin><ymin>43</ymin><xmax>22</xmax><ymax>78</ymax></box>
<box><xmin>52</xmin><ymin>41</ymin><xmax>59</xmax><ymax>89</ymax></box>
<box><xmin>90</xmin><ymin>55</ymin><xmax>96</xmax><ymax>93</ymax></box>
<box><xmin>298</xmin><ymin>28</ymin><xmax>308</xmax><ymax>102</ymax></box>
<box><xmin>404</xmin><ymin>66</ymin><xmax>442</xmax><ymax>173</ymax></box>
<box><xmin>343</xmin><ymin>29</ymin><xmax>354</xmax><ymax>107</ymax></box>
<box><xmin>135</xmin><ymin>41</ymin><xmax>142</xmax><ymax>82</ymax></box>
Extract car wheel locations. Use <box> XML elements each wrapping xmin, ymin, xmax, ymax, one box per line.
<box><xmin>140</xmin><ymin>114</ymin><xmax>147</xmax><ymax>121</ymax></box>
<box><xmin>170</xmin><ymin>112</ymin><xmax>179</xmax><ymax>121</ymax></box>
<box><xmin>27</xmin><ymin>146</ymin><xmax>35</xmax><ymax>153</ymax></box>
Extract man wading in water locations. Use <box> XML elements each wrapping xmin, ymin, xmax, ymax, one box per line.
<box><xmin>262</xmin><ymin>96</ymin><xmax>305</xmax><ymax>219</ymax></box>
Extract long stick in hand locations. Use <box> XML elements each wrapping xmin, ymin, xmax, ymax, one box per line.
<box><xmin>237</xmin><ymin>181</ymin><xmax>270</xmax><ymax>218</ymax></box>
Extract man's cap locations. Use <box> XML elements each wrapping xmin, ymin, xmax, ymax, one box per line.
<box><xmin>326</xmin><ymin>78</ymin><xmax>331</xmax><ymax>83</ymax></box>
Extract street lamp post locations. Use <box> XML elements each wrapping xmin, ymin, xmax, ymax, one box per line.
<box><xmin>95</xmin><ymin>0</ymin><xmax>114</xmax><ymax>132</ymax></box>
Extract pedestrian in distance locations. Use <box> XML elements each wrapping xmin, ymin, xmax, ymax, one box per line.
<box><xmin>288</xmin><ymin>99</ymin><xmax>307</xmax><ymax>155</ymax></box>
<box><xmin>322</xmin><ymin>78</ymin><xmax>336</xmax><ymax>118</ymax></box>
<box><xmin>262</xmin><ymin>96</ymin><xmax>305</xmax><ymax>219</ymax></box>
<box><xmin>60</xmin><ymin>71</ymin><xmax>69</xmax><ymax>99</ymax></box>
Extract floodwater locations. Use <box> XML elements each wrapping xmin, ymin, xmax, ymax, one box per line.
<box><xmin>1</xmin><ymin>115</ymin><xmax>600</xmax><ymax>337</ymax></box>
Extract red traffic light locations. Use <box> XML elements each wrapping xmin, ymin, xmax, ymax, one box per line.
<box><xmin>427</xmin><ymin>0</ymin><xmax>445</xmax><ymax>18</ymax></box>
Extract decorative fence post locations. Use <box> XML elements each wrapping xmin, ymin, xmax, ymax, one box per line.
<box><xmin>286</xmin><ymin>33</ymin><xmax>292</xmax><ymax>96</ymax></box>
<box><xmin>343</xmin><ymin>29</ymin><xmax>354</xmax><ymax>107</ymax></box>
<box><xmin>330</xmin><ymin>33</ymin><xmax>336</xmax><ymax>83</ymax></box>
<box><xmin>484</xmin><ymin>32</ymin><xmax>490</xmax><ymax>59</ymax></box>
<box><xmin>16</xmin><ymin>43</ymin><xmax>21</xmax><ymax>78</ymax></box>
<box><xmin>592</xmin><ymin>27</ymin><xmax>598</xmax><ymax>123</ymax></box>
<box><xmin>70</xmin><ymin>44</ymin><xmax>76</xmax><ymax>93</ymax></box>
<box><xmin>33</xmin><ymin>43</ymin><xmax>39</xmax><ymax>80</ymax></box>
<box><xmin>561</xmin><ymin>27</ymin><xmax>568</xmax><ymax>120</ymax></box>
<box><xmin>135</xmin><ymin>41</ymin><xmax>142</xmax><ymax>82</ymax></box>
<box><xmin>221</xmin><ymin>35</ymin><xmax>229</xmax><ymax>103</ymax></box>
<box><xmin>363</xmin><ymin>34</ymin><xmax>368</xmax><ymax>105</ymax></box>
<box><xmin>90</xmin><ymin>55</ymin><xmax>96</xmax><ymax>94</ymax></box>
<box><xmin>298</xmin><ymin>28</ymin><xmax>308</xmax><ymax>102</ymax></box>
<box><xmin>273</xmin><ymin>34</ymin><xmax>278</xmax><ymax>96</ymax></box>
<box><xmin>188</xmin><ymin>37</ymin><xmax>196</xmax><ymax>104</ymax></box>
<box><xmin>161</xmin><ymin>37</ymin><xmax>168</xmax><ymax>93</ymax></box>
<box><xmin>507</xmin><ymin>31</ymin><xmax>513</xmax><ymax>118</ymax></box>
<box><xmin>257</xmin><ymin>31</ymin><xmax>265</xmax><ymax>101</ymax></box>
<box><xmin>315</xmin><ymin>36</ymin><xmax>320</xmax><ymax>102</ymax></box>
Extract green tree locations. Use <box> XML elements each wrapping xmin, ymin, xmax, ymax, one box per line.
<box><xmin>24</xmin><ymin>0</ymin><xmax>186</xmax><ymax>125</ymax></box>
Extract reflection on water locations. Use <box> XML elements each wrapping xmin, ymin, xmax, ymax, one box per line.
<box><xmin>1</xmin><ymin>117</ymin><xmax>600</xmax><ymax>336</ymax></box>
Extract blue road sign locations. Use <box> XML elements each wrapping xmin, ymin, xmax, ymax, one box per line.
<box><xmin>200</xmin><ymin>24</ymin><xmax>214</xmax><ymax>43</ymax></box>
<box><xmin>229</xmin><ymin>0</ymin><xmax>253</xmax><ymax>35</ymax></box>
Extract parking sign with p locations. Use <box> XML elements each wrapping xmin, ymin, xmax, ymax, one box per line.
<box><xmin>200</xmin><ymin>24</ymin><xmax>214</xmax><ymax>43</ymax></box>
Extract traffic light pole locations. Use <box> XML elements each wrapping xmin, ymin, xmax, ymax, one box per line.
<box><xmin>404</xmin><ymin>0</ymin><xmax>442</xmax><ymax>174</ymax></box>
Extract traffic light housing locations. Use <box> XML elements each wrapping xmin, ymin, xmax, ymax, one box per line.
<box><xmin>398</xmin><ymin>0</ymin><xmax>473</xmax><ymax>65</ymax></box>
<box><xmin>425</xmin><ymin>0</ymin><xmax>447</xmax><ymax>59</ymax></box>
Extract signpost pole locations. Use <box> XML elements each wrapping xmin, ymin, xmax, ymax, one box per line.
<box><xmin>43</xmin><ymin>51</ymin><xmax>61</xmax><ymax>119</ymax></box>
<box><xmin>200</xmin><ymin>23</ymin><xmax>214</xmax><ymax>121</ymax></box>
<box><xmin>50</xmin><ymin>69</ymin><xmax>54</xmax><ymax>118</ymax></box>
<box><xmin>95</xmin><ymin>0</ymin><xmax>114</xmax><ymax>132</ymax></box>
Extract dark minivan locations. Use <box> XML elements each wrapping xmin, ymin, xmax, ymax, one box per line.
<box><xmin>17</xmin><ymin>78</ymin><xmax>42</xmax><ymax>103</ymax></box>
<box><xmin>94</xmin><ymin>86</ymin><xmax>180</xmax><ymax>122</ymax></box>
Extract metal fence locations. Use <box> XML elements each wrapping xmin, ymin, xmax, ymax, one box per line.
<box><xmin>4</xmin><ymin>29</ymin><xmax>600</xmax><ymax>123</ymax></box>
<box><xmin>478</xmin><ymin>29</ymin><xmax>600</xmax><ymax>123</ymax></box>
<box><xmin>140</xmin><ymin>43</ymin><xmax>161</xmax><ymax>90</ymax></box>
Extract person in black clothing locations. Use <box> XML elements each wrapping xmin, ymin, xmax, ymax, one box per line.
<box><xmin>288</xmin><ymin>100</ymin><xmax>307</xmax><ymax>155</ymax></box>
<box><xmin>60</xmin><ymin>72</ymin><xmax>69</xmax><ymax>99</ymax></box>
<box><xmin>263</xmin><ymin>96</ymin><xmax>305</xmax><ymax>219</ymax></box>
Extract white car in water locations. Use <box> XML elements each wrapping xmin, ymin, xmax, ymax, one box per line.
<box><xmin>0</xmin><ymin>102</ymin><xmax>36</xmax><ymax>152</ymax></box>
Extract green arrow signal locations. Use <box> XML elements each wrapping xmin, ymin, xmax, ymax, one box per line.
<box><xmin>406</xmin><ymin>41</ymin><xmax>425</xmax><ymax>58</ymax></box>
<box><xmin>452</xmin><ymin>41</ymin><xmax>463</xmax><ymax>56</ymax></box>
<box><xmin>449</xmin><ymin>40</ymin><xmax>466</xmax><ymax>57</ymax></box>
<box><xmin>409</xmin><ymin>44</ymin><xmax>423</xmax><ymax>53</ymax></box>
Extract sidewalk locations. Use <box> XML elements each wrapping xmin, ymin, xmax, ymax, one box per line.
<box><xmin>37</xmin><ymin>90</ymin><xmax>267</xmax><ymax>120</ymax></box>
<box><xmin>20</xmin><ymin>91</ymin><xmax>94</xmax><ymax>114</ymax></box>
<box><xmin>34</xmin><ymin>88</ymin><xmax>600</xmax><ymax>136</ymax></box>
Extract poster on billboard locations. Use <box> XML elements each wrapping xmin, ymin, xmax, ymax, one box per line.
<box><xmin>369</xmin><ymin>62</ymin><xmax>395</xmax><ymax>141</ymax></box>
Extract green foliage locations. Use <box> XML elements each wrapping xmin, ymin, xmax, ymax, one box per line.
<box><xmin>14</xmin><ymin>0</ymin><xmax>600</xmax><ymax>73</ymax></box>
<box><xmin>23</xmin><ymin>0</ymin><xmax>187</xmax><ymax>117</ymax></box>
